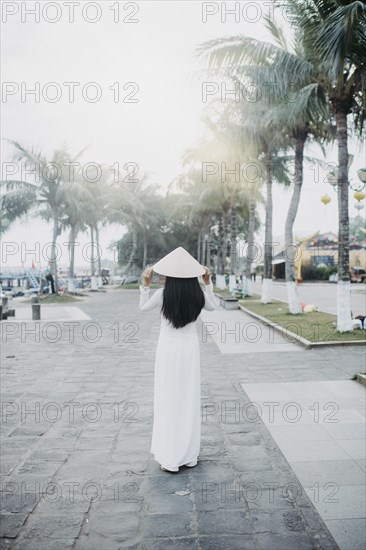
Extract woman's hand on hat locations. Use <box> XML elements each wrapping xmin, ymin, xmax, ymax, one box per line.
<box><xmin>142</xmin><ymin>267</ymin><xmax>153</xmax><ymax>287</ymax></box>
<box><xmin>202</xmin><ymin>266</ymin><xmax>211</xmax><ymax>285</ymax></box>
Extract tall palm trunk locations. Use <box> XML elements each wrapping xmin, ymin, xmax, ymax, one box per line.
<box><xmin>230</xmin><ymin>206</ymin><xmax>237</xmax><ymax>275</ymax></box>
<box><xmin>206</xmin><ymin>229</ymin><xmax>211</xmax><ymax>269</ymax></box>
<box><xmin>218</xmin><ymin>212</ymin><xmax>224</xmax><ymax>274</ymax></box>
<box><xmin>335</xmin><ymin>109</ymin><xmax>352</xmax><ymax>332</ymax></box>
<box><xmin>95</xmin><ymin>223</ymin><xmax>102</xmax><ymax>277</ymax></box>
<box><xmin>142</xmin><ymin>230</ymin><xmax>148</xmax><ymax>270</ymax></box>
<box><xmin>50</xmin><ymin>212</ymin><xmax>59</xmax><ymax>292</ymax></box>
<box><xmin>285</xmin><ymin>132</ymin><xmax>307</xmax><ymax>314</ymax></box>
<box><xmin>197</xmin><ymin>230</ymin><xmax>202</xmax><ymax>263</ymax></box>
<box><xmin>222</xmin><ymin>210</ymin><xmax>228</xmax><ymax>273</ymax></box>
<box><xmin>68</xmin><ymin>224</ymin><xmax>77</xmax><ymax>293</ymax></box>
<box><xmin>89</xmin><ymin>225</ymin><xmax>97</xmax><ymax>290</ymax></box>
<box><xmin>95</xmin><ymin>223</ymin><xmax>103</xmax><ymax>288</ymax></box>
<box><xmin>122</xmin><ymin>229</ymin><xmax>137</xmax><ymax>276</ymax></box>
<box><xmin>201</xmin><ymin>231</ymin><xmax>206</xmax><ymax>266</ymax></box>
<box><xmin>262</xmin><ymin>153</ymin><xmax>273</xmax><ymax>303</ymax></box>
<box><xmin>245</xmin><ymin>189</ymin><xmax>256</xmax><ymax>296</ymax></box>
<box><xmin>90</xmin><ymin>226</ymin><xmax>95</xmax><ymax>277</ymax></box>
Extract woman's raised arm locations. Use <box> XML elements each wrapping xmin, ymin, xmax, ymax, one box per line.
<box><xmin>139</xmin><ymin>286</ymin><xmax>164</xmax><ymax>311</ymax></box>
<box><xmin>202</xmin><ymin>282</ymin><xmax>219</xmax><ymax>311</ymax></box>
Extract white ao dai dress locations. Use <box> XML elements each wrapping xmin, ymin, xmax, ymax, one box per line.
<box><xmin>139</xmin><ymin>282</ymin><xmax>218</xmax><ymax>470</ymax></box>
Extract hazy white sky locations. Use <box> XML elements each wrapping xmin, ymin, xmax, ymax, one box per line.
<box><xmin>1</xmin><ymin>1</ymin><xmax>365</xmax><ymax>270</ymax></box>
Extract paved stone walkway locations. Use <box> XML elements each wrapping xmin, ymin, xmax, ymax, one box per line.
<box><xmin>1</xmin><ymin>288</ymin><xmax>364</xmax><ymax>549</ymax></box>
<box><xmin>242</xmin><ymin>380</ymin><xmax>365</xmax><ymax>550</ymax></box>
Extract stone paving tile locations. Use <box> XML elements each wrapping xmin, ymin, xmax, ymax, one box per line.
<box><xmin>306</xmin><ymin>484</ymin><xmax>366</xmax><ymax>521</ymax></box>
<box><xmin>12</xmin><ymin>538</ymin><xmax>76</xmax><ymax>550</ymax></box>
<box><xmin>74</xmin><ymin>534</ymin><xmax>141</xmax><ymax>549</ymax></box>
<box><xmin>291</xmin><ymin>459</ymin><xmax>366</xmax><ymax>487</ymax></box>
<box><xmin>201</xmin><ymin>535</ymin><xmax>258</xmax><ymax>549</ymax></box>
<box><xmin>255</xmin><ymin>531</ymin><xmax>324</xmax><ymax>549</ymax></box>
<box><xmin>0</xmin><ymin>289</ymin><xmax>345</xmax><ymax>549</ymax></box>
<box><xmin>324</xmin><ymin>518</ymin><xmax>366</xmax><ymax>550</ymax></box>
<box><xmin>0</xmin><ymin>493</ymin><xmax>39</xmax><ymax>516</ymax></box>
<box><xmin>141</xmin><ymin>513</ymin><xmax>192</xmax><ymax>538</ymax></box>
<box><xmin>82</xmin><ymin>511</ymin><xmax>140</xmax><ymax>541</ymax></box>
<box><xmin>197</xmin><ymin>509</ymin><xmax>253</xmax><ymax>535</ymax></box>
<box><xmin>145</xmin><ymin>491</ymin><xmax>194</xmax><ymax>515</ymax></box>
<box><xmin>0</xmin><ymin>513</ymin><xmax>27</xmax><ymax>538</ymax></box>
<box><xmin>17</xmin><ymin>514</ymin><xmax>83</xmax><ymax>539</ymax></box>
<box><xmin>140</xmin><ymin>538</ymin><xmax>199</xmax><ymax>550</ymax></box>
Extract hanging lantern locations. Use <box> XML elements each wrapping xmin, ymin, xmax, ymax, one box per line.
<box><xmin>321</xmin><ymin>194</ymin><xmax>331</xmax><ymax>205</ymax></box>
<box><xmin>357</xmin><ymin>168</ymin><xmax>366</xmax><ymax>183</ymax></box>
<box><xmin>326</xmin><ymin>167</ymin><xmax>338</xmax><ymax>187</ymax></box>
<box><xmin>354</xmin><ymin>190</ymin><xmax>365</xmax><ymax>202</ymax></box>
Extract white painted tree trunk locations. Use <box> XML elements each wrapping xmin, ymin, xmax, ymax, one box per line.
<box><xmin>284</xmin><ymin>133</ymin><xmax>307</xmax><ymax>315</ymax></box>
<box><xmin>286</xmin><ymin>281</ymin><xmax>302</xmax><ymax>314</ymax></box>
<box><xmin>91</xmin><ymin>276</ymin><xmax>98</xmax><ymax>291</ymax></box>
<box><xmin>216</xmin><ymin>274</ymin><xmax>226</xmax><ymax>289</ymax></box>
<box><xmin>336</xmin><ymin>281</ymin><xmax>353</xmax><ymax>332</ymax></box>
<box><xmin>246</xmin><ymin>279</ymin><xmax>253</xmax><ymax>297</ymax></box>
<box><xmin>229</xmin><ymin>275</ymin><xmax>236</xmax><ymax>291</ymax></box>
<box><xmin>50</xmin><ymin>214</ymin><xmax>59</xmax><ymax>292</ymax></box>
<box><xmin>261</xmin><ymin>278</ymin><xmax>273</xmax><ymax>304</ymax></box>
<box><xmin>263</xmin><ymin>152</ymin><xmax>273</xmax><ymax>304</ymax></box>
<box><xmin>97</xmin><ymin>276</ymin><xmax>103</xmax><ymax>288</ymax></box>
<box><xmin>68</xmin><ymin>279</ymin><xmax>75</xmax><ymax>293</ymax></box>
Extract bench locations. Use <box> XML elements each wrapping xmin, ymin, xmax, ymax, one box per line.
<box><xmin>1</xmin><ymin>296</ymin><xmax>15</xmax><ymax>320</ymax></box>
<box><xmin>1</xmin><ymin>297</ymin><xmax>9</xmax><ymax>320</ymax></box>
<box><xmin>215</xmin><ymin>293</ymin><xmax>239</xmax><ymax>310</ymax></box>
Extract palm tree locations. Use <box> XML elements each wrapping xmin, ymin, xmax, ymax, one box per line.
<box><xmin>170</xmin><ymin>168</ymin><xmax>221</xmax><ymax>269</ymax></box>
<box><xmin>0</xmin><ymin>184</ymin><xmax>36</xmax><ymax>235</ymax></box>
<box><xmin>230</xmin><ymin>102</ymin><xmax>292</xmax><ymax>301</ymax></box>
<box><xmin>182</xmin><ymin>112</ymin><xmax>262</xmax><ymax>277</ymax></box>
<box><xmin>2</xmin><ymin>142</ymin><xmax>87</xmax><ymax>291</ymax></box>
<box><xmin>284</xmin><ymin>0</ymin><xmax>366</xmax><ymax>329</ymax></box>
<box><xmin>108</xmin><ymin>174</ymin><xmax>162</xmax><ymax>275</ymax></box>
<box><xmin>82</xmin><ymin>165</ymin><xmax>114</xmax><ymax>286</ymax></box>
<box><xmin>61</xmin><ymin>176</ymin><xmax>94</xmax><ymax>292</ymax></box>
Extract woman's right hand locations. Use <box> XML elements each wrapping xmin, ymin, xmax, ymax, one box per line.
<box><xmin>142</xmin><ymin>267</ymin><xmax>153</xmax><ymax>287</ymax></box>
<box><xmin>202</xmin><ymin>266</ymin><xmax>211</xmax><ymax>285</ymax></box>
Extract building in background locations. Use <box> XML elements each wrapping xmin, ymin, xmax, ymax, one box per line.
<box><xmin>258</xmin><ymin>230</ymin><xmax>366</xmax><ymax>281</ymax></box>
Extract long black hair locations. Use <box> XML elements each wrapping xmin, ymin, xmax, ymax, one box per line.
<box><xmin>161</xmin><ymin>276</ymin><xmax>205</xmax><ymax>329</ymax></box>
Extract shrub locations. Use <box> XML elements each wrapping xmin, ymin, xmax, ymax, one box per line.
<box><xmin>301</xmin><ymin>263</ymin><xmax>337</xmax><ymax>281</ymax></box>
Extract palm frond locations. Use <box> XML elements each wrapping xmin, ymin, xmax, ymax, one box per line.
<box><xmin>315</xmin><ymin>1</ymin><xmax>366</xmax><ymax>81</ymax></box>
<box><xmin>197</xmin><ymin>35</ymin><xmax>314</xmax><ymax>83</ymax></box>
<box><xmin>263</xmin><ymin>14</ymin><xmax>288</xmax><ymax>50</ymax></box>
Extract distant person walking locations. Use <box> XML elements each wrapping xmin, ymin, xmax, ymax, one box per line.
<box><xmin>45</xmin><ymin>264</ymin><xmax>56</xmax><ymax>294</ymax></box>
<box><xmin>139</xmin><ymin>246</ymin><xmax>218</xmax><ymax>473</ymax></box>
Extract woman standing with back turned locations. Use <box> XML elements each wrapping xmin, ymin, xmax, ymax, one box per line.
<box><xmin>139</xmin><ymin>246</ymin><xmax>218</xmax><ymax>473</ymax></box>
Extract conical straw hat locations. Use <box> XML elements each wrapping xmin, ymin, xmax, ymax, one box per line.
<box><xmin>153</xmin><ymin>246</ymin><xmax>205</xmax><ymax>278</ymax></box>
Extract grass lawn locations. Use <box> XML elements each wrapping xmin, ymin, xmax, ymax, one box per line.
<box><xmin>213</xmin><ymin>287</ymin><xmax>260</xmax><ymax>300</ymax></box>
<box><xmin>111</xmin><ymin>283</ymin><xmax>162</xmax><ymax>290</ymax></box>
<box><xmin>25</xmin><ymin>294</ymin><xmax>83</xmax><ymax>304</ymax></box>
<box><xmin>239</xmin><ymin>298</ymin><xmax>366</xmax><ymax>343</ymax></box>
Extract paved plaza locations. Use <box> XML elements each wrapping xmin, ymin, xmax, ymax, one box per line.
<box><xmin>0</xmin><ymin>289</ymin><xmax>365</xmax><ymax>549</ymax></box>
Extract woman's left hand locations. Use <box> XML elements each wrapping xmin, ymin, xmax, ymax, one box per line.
<box><xmin>202</xmin><ymin>266</ymin><xmax>211</xmax><ymax>285</ymax></box>
<box><xmin>142</xmin><ymin>267</ymin><xmax>153</xmax><ymax>287</ymax></box>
